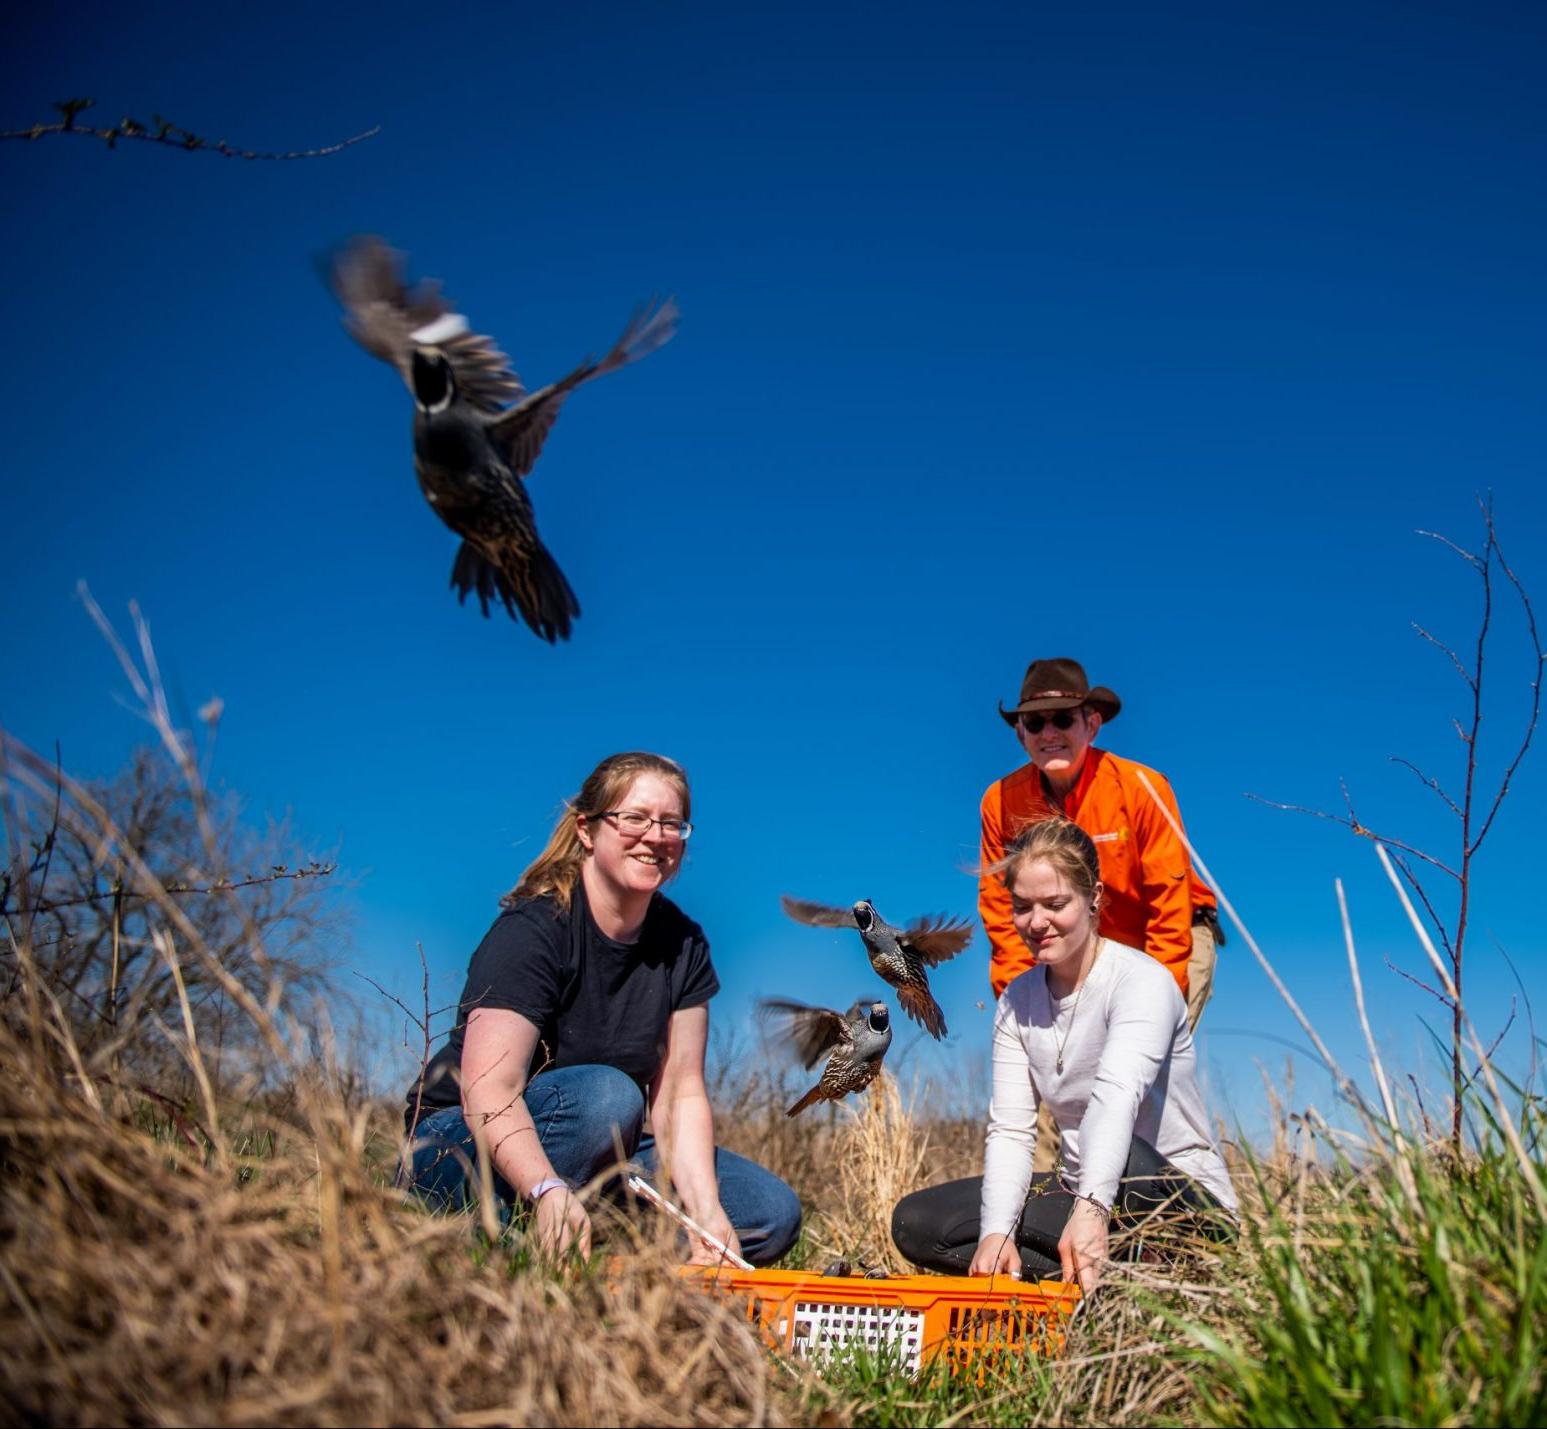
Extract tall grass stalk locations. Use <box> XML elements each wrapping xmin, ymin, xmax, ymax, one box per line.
<box><xmin>1182</xmin><ymin>1096</ymin><xmax>1546</xmax><ymax>1426</ymax></box>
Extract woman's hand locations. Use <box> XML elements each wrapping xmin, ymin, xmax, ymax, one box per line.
<box><xmin>969</xmin><ymin>1233</ymin><xmax>1022</xmax><ymax>1279</ymax></box>
<box><xmin>684</xmin><ymin>1203</ymin><xmax>742</xmax><ymax>1266</ymax></box>
<box><xmin>534</xmin><ymin>1185</ymin><xmax>592</xmax><ymax>1261</ymax></box>
<box><xmin>1058</xmin><ymin>1198</ymin><xmax>1109</xmax><ymax>1294</ymax></box>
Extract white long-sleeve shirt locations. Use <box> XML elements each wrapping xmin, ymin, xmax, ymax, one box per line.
<box><xmin>980</xmin><ymin>938</ymin><xmax>1237</xmax><ymax>1236</ymax></box>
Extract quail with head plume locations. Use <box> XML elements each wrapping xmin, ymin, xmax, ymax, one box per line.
<box><xmin>329</xmin><ymin>236</ymin><xmax>678</xmax><ymax>642</ymax></box>
<box><xmin>759</xmin><ymin>997</ymin><xmax>893</xmax><ymax>1117</ymax></box>
<box><xmin>780</xmin><ymin>897</ymin><xmax>972</xmax><ymax>1040</ymax></box>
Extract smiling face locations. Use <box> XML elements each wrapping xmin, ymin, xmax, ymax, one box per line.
<box><xmin>576</xmin><ymin>770</ymin><xmax>687</xmax><ymax>909</ymax></box>
<box><xmin>1009</xmin><ymin>856</ymin><xmax>1100</xmax><ymax>976</ymax></box>
<box><xmin>1018</xmin><ymin>706</ymin><xmax>1101</xmax><ymax>790</ymax></box>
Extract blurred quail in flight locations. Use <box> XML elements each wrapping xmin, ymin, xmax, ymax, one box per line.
<box><xmin>780</xmin><ymin>897</ymin><xmax>972</xmax><ymax>1040</ymax></box>
<box><xmin>329</xmin><ymin>236</ymin><xmax>678</xmax><ymax>642</ymax></box>
<box><xmin>759</xmin><ymin>997</ymin><xmax>893</xmax><ymax>1117</ymax></box>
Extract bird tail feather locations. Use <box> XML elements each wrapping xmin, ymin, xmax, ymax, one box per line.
<box><xmin>785</xmin><ymin>1083</ymin><xmax>825</xmax><ymax>1118</ymax></box>
<box><xmin>449</xmin><ymin>540</ymin><xmax>580</xmax><ymax>644</ymax></box>
<box><xmin>897</xmin><ymin>983</ymin><xmax>947</xmax><ymax>1040</ymax></box>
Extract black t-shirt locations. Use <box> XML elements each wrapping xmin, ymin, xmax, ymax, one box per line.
<box><xmin>405</xmin><ymin>882</ymin><xmax>719</xmax><ymax>1130</ymax></box>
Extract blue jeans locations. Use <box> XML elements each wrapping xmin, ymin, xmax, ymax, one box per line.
<box><xmin>401</xmin><ymin>1063</ymin><xmax>802</xmax><ymax>1265</ymax></box>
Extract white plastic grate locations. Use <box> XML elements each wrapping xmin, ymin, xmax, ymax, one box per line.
<box><xmin>780</xmin><ymin>1300</ymin><xmax>927</xmax><ymax>1374</ymax></box>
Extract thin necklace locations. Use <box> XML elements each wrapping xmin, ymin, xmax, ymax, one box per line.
<box><xmin>1052</xmin><ymin>937</ymin><xmax>1102</xmax><ymax>1075</ymax></box>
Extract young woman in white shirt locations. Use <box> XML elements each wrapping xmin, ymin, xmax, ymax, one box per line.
<box><xmin>891</xmin><ymin>816</ymin><xmax>1236</xmax><ymax>1291</ymax></box>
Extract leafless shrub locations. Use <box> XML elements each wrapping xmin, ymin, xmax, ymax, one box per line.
<box><xmin>1</xmin><ymin>744</ymin><xmax>342</xmax><ymax>1090</ymax></box>
<box><xmin>1250</xmin><ymin>498</ymin><xmax>1542</xmax><ymax>1147</ymax></box>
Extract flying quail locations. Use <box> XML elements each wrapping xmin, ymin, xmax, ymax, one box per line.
<box><xmin>759</xmin><ymin>997</ymin><xmax>893</xmax><ymax>1117</ymax></box>
<box><xmin>780</xmin><ymin>897</ymin><xmax>972</xmax><ymax>1040</ymax></box>
<box><xmin>329</xmin><ymin>236</ymin><xmax>678</xmax><ymax>642</ymax></box>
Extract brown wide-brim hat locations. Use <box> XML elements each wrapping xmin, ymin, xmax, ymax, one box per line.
<box><xmin>998</xmin><ymin>657</ymin><xmax>1122</xmax><ymax>728</ymax></box>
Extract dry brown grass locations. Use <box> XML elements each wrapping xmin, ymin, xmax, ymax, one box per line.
<box><xmin>0</xmin><ymin>901</ymin><xmax>1237</xmax><ymax>1429</ymax></box>
<box><xmin>0</xmin><ymin>610</ymin><xmax>1245</xmax><ymax>1428</ymax></box>
<box><xmin>0</xmin><ymin>971</ymin><xmax>819</xmax><ymax>1427</ymax></box>
<box><xmin>0</xmin><ymin>676</ymin><xmax>825</xmax><ymax>1427</ymax></box>
<box><xmin>713</xmin><ymin>1061</ymin><xmax>982</xmax><ymax>1274</ymax></box>
<box><xmin>0</xmin><ymin>899</ymin><xmax>1338</xmax><ymax>1429</ymax></box>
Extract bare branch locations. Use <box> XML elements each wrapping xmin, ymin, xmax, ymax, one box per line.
<box><xmin>1461</xmin><ymin>999</ymin><xmax>1516</xmax><ymax>1090</ymax></box>
<box><xmin>1244</xmin><ymin>793</ymin><xmax>1351</xmax><ymax>825</ymax></box>
<box><xmin>1382</xmin><ymin>956</ymin><xmax>1453</xmax><ymax>1008</ymax></box>
<box><xmin>0</xmin><ymin>862</ymin><xmax>336</xmax><ymax>919</ymax></box>
<box><xmin>1415</xmin><ymin>527</ymin><xmax>1483</xmax><ymax>570</ymax></box>
<box><xmin>1471</xmin><ymin>516</ymin><xmax>1544</xmax><ymax>856</ymax></box>
<box><xmin>1387</xmin><ymin>849</ymin><xmax>1454</xmax><ymax>961</ymax></box>
<box><xmin>2</xmin><ymin>739</ymin><xmax>340</xmax><ymax>1080</ymax></box>
<box><xmin>351</xmin><ymin>971</ymin><xmax>456</xmax><ymax>1039</ymax></box>
<box><xmin>1</xmin><ymin>99</ymin><xmax>380</xmax><ymax>160</ymax></box>
<box><xmin>1411</xmin><ymin>622</ymin><xmax>1476</xmax><ymax>692</ymax></box>
<box><xmin>1244</xmin><ymin>793</ymin><xmax>1459</xmax><ymax>879</ymax></box>
<box><xmin>1388</xmin><ymin>756</ymin><xmax>1462</xmax><ymax>819</ymax></box>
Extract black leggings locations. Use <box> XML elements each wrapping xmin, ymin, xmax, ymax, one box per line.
<box><xmin>891</xmin><ymin>1137</ymin><xmax>1230</xmax><ymax>1279</ymax></box>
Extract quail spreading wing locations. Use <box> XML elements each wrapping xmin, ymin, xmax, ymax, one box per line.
<box><xmin>330</xmin><ymin>236</ymin><xmax>678</xmax><ymax>642</ymax></box>
<box><xmin>780</xmin><ymin>896</ymin><xmax>972</xmax><ymax>1040</ymax></box>
<box><xmin>759</xmin><ymin>997</ymin><xmax>893</xmax><ymax>1117</ymax></box>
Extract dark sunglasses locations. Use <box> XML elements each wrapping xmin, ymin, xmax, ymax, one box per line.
<box><xmin>1019</xmin><ymin>710</ymin><xmax>1080</xmax><ymax>735</ymax></box>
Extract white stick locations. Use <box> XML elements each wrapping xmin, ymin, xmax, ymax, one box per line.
<box><xmin>1132</xmin><ymin>768</ymin><xmax>1361</xmax><ymax>1107</ymax></box>
<box><xmin>626</xmin><ymin>1174</ymin><xmax>754</xmax><ymax>1270</ymax></box>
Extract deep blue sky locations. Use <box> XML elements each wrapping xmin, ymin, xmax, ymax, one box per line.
<box><xmin>4</xmin><ymin>1</ymin><xmax>1543</xmax><ymax>1135</ymax></box>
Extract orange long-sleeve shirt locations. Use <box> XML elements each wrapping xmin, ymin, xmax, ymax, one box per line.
<box><xmin>979</xmin><ymin>747</ymin><xmax>1216</xmax><ymax>998</ymax></box>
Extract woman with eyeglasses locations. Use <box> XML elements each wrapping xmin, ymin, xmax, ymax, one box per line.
<box><xmin>401</xmin><ymin>751</ymin><xmax>801</xmax><ymax>1264</ymax></box>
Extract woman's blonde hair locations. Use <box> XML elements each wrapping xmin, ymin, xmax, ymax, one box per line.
<box><xmin>502</xmin><ymin>752</ymin><xmax>691</xmax><ymax>911</ymax></box>
<box><xmin>994</xmin><ymin>816</ymin><xmax>1102</xmax><ymax>907</ymax></box>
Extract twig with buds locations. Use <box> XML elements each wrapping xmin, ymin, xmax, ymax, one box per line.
<box><xmin>1</xmin><ymin>98</ymin><xmax>380</xmax><ymax>159</ymax></box>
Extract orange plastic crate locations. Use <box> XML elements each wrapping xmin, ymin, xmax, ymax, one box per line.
<box><xmin>680</xmin><ymin>1265</ymin><xmax>1081</xmax><ymax>1377</ymax></box>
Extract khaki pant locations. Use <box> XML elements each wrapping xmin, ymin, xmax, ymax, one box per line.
<box><xmin>1185</xmin><ymin>922</ymin><xmax>1217</xmax><ymax>1031</ymax></box>
<box><xmin>1032</xmin><ymin>924</ymin><xmax>1219</xmax><ymax>1174</ymax></box>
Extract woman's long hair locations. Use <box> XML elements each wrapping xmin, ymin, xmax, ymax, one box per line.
<box><xmin>992</xmin><ymin>816</ymin><xmax>1102</xmax><ymax>908</ymax></box>
<box><xmin>501</xmin><ymin>752</ymin><xmax>692</xmax><ymax>912</ymax></box>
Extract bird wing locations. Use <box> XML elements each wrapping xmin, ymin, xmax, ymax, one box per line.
<box><xmin>758</xmin><ymin>998</ymin><xmax>850</xmax><ymax>1068</ymax></box>
<box><xmin>780</xmin><ymin>895</ymin><xmax>857</xmax><ymax>929</ymax></box>
<box><xmin>901</xmin><ymin>914</ymin><xmax>974</xmax><ymax>967</ymax></box>
<box><xmin>486</xmin><ymin>298</ymin><xmax>678</xmax><ymax>478</ymax></box>
<box><xmin>329</xmin><ymin>236</ymin><xmax>526</xmax><ymax>413</ymax></box>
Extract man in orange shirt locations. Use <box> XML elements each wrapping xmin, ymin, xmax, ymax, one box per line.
<box><xmin>980</xmin><ymin>658</ymin><xmax>1222</xmax><ymax>1023</ymax></box>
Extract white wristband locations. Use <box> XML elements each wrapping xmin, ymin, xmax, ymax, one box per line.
<box><xmin>527</xmin><ymin>1177</ymin><xmax>568</xmax><ymax>1205</ymax></box>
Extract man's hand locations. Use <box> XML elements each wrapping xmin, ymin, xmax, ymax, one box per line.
<box><xmin>534</xmin><ymin>1185</ymin><xmax>592</xmax><ymax>1260</ymax></box>
<box><xmin>684</xmin><ymin>1203</ymin><xmax>742</xmax><ymax>1266</ymax></box>
<box><xmin>1058</xmin><ymin>1198</ymin><xmax>1108</xmax><ymax>1294</ymax></box>
<box><xmin>969</xmin><ymin>1233</ymin><xmax>1022</xmax><ymax>1279</ymax></box>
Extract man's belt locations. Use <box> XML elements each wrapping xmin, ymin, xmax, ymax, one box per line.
<box><xmin>1192</xmin><ymin>905</ymin><xmax>1226</xmax><ymax>947</ymax></box>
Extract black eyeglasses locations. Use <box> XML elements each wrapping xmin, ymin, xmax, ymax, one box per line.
<box><xmin>1019</xmin><ymin>710</ymin><xmax>1080</xmax><ymax>735</ymax></box>
<box><xmin>599</xmin><ymin>810</ymin><xmax>694</xmax><ymax>841</ymax></box>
